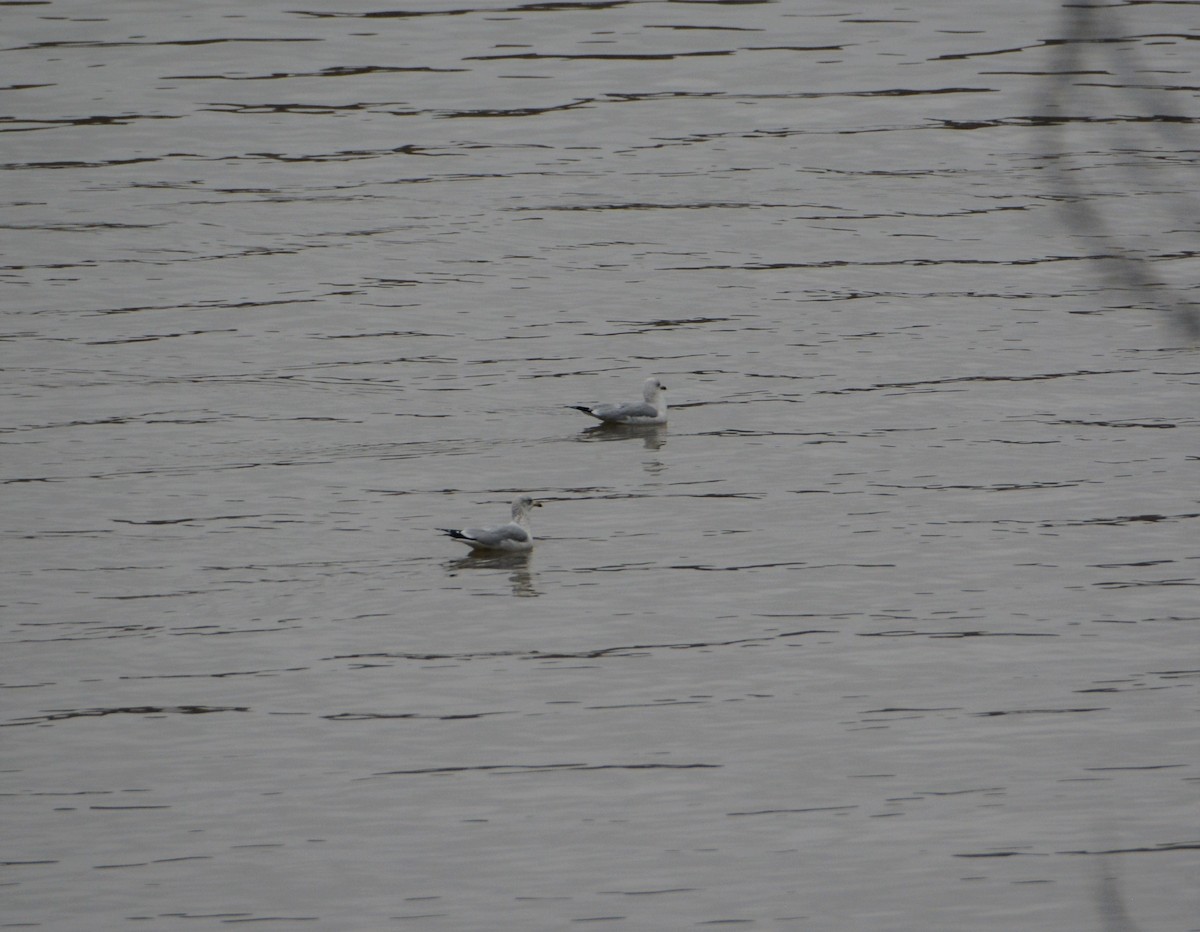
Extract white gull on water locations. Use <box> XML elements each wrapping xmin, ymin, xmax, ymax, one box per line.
<box><xmin>438</xmin><ymin>495</ymin><xmax>540</xmax><ymax>552</ymax></box>
<box><xmin>569</xmin><ymin>377</ymin><xmax>668</xmax><ymax>425</ymax></box>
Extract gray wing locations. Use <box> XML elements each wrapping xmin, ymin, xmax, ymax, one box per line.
<box><xmin>458</xmin><ymin>522</ymin><xmax>530</xmax><ymax>547</ymax></box>
<box><xmin>592</xmin><ymin>401</ymin><xmax>659</xmax><ymax>422</ymax></box>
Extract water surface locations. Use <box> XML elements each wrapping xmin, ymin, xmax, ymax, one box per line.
<box><xmin>3</xmin><ymin>1</ymin><xmax>1198</xmax><ymax>929</ymax></box>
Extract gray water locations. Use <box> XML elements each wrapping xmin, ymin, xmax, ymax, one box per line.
<box><xmin>3</xmin><ymin>1</ymin><xmax>1198</xmax><ymax>930</ymax></box>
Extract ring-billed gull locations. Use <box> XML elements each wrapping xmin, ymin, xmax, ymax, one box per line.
<box><xmin>438</xmin><ymin>495</ymin><xmax>540</xmax><ymax>552</ymax></box>
<box><xmin>568</xmin><ymin>377</ymin><xmax>667</xmax><ymax>425</ymax></box>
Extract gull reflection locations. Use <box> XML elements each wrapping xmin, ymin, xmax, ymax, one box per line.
<box><xmin>445</xmin><ymin>550</ymin><xmax>539</xmax><ymax>598</ymax></box>
<box><xmin>576</xmin><ymin>422</ymin><xmax>667</xmax><ymax>451</ymax></box>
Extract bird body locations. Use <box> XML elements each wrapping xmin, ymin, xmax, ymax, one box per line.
<box><xmin>569</xmin><ymin>377</ymin><xmax>667</xmax><ymax>425</ymax></box>
<box><xmin>438</xmin><ymin>495</ymin><xmax>540</xmax><ymax>552</ymax></box>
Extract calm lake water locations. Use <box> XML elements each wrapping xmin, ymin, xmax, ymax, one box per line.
<box><xmin>3</xmin><ymin>0</ymin><xmax>1198</xmax><ymax>929</ymax></box>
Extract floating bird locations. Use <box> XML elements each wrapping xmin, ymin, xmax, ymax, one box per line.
<box><xmin>568</xmin><ymin>377</ymin><xmax>667</xmax><ymax>425</ymax></box>
<box><xmin>438</xmin><ymin>495</ymin><xmax>540</xmax><ymax>552</ymax></box>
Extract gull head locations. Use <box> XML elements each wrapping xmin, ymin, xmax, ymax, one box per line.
<box><xmin>512</xmin><ymin>495</ymin><xmax>540</xmax><ymax>519</ymax></box>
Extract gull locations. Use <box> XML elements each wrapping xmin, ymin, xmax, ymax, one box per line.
<box><xmin>568</xmin><ymin>377</ymin><xmax>668</xmax><ymax>425</ymax></box>
<box><xmin>438</xmin><ymin>495</ymin><xmax>540</xmax><ymax>552</ymax></box>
